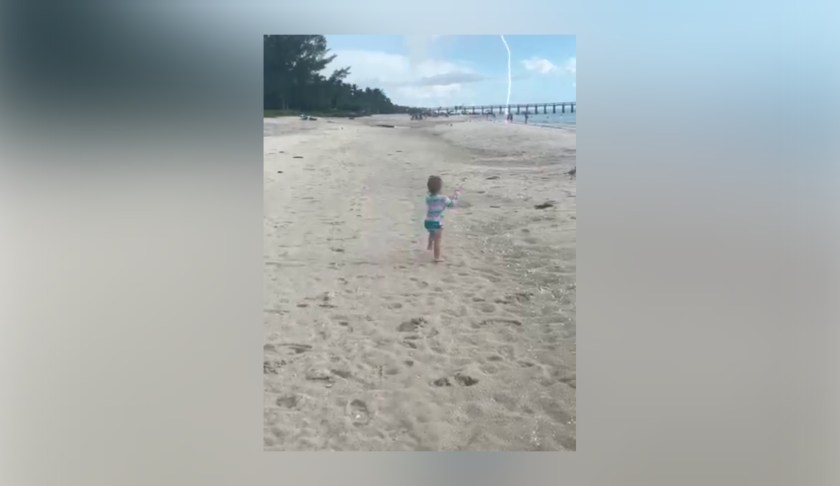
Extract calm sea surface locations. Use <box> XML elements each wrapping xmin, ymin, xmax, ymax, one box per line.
<box><xmin>505</xmin><ymin>111</ymin><xmax>576</xmax><ymax>128</ymax></box>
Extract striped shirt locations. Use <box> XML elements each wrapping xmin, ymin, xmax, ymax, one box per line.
<box><xmin>425</xmin><ymin>192</ymin><xmax>458</xmax><ymax>223</ymax></box>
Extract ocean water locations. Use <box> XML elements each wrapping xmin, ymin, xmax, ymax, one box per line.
<box><xmin>511</xmin><ymin>111</ymin><xmax>576</xmax><ymax>128</ymax></box>
<box><xmin>478</xmin><ymin>110</ymin><xmax>575</xmax><ymax>128</ymax></box>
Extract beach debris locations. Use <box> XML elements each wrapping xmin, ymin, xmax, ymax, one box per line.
<box><xmin>566</xmin><ymin>167</ymin><xmax>576</xmax><ymax>178</ymax></box>
<box><xmin>486</xmin><ymin>175</ymin><xmax>500</xmax><ymax>180</ymax></box>
<box><xmin>375</xmin><ymin>124</ymin><xmax>395</xmax><ymax>128</ymax></box>
<box><xmin>293</xmin><ymin>156</ymin><xmax>303</xmax><ymax>159</ymax></box>
<box><xmin>534</xmin><ymin>201</ymin><xmax>555</xmax><ymax>209</ymax></box>
<box><xmin>277</xmin><ymin>170</ymin><xmax>283</xmax><ymax>173</ymax></box>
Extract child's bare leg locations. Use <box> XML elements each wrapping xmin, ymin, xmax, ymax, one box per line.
<box><xmin>427</xmin><ymin>232</ymin><xmax>433</xmax><ymax>250</ymax></box>
<box><xmin>433</xmin><ymin>230</ymin><xmax>443</xmax><ymax>262</ymax></box>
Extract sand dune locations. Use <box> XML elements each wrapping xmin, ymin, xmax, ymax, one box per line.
<box><xmin>264</xmin><ymin>115</ymin><xmax>576</xmax><ymax>451</ymax></box>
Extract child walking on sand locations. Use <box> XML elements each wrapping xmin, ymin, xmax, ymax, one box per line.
<box><xmin>424</xmin><ymin>175</ymin><xmax>460</xmax><ymax>263</ymax></box>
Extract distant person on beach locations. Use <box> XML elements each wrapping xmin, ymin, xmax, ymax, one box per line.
<box><xmin>424</xmin><ymin>176</ymin><xmax>460</xmax><ymax>263</ymax></box>
<box><xmin>524</xmin><ymin>113</ymin><xmax>529</xmax><ymax>124</ymax></box>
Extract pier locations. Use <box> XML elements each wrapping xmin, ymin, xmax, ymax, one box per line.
<box><xmin>427</xmin><ymin>102</ymin><xmax>576</xmax><ymax>116</ymax></box>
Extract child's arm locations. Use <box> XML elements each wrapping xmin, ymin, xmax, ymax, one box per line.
<box><xmin>445</xmin><ymin>190</ymin><xmax>461</xmax><ymax>208</ymax></box>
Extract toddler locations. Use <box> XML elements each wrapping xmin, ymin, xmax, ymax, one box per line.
<box><xmin>424</xmin><ymin>175</ymin><xmax>460</xmax><ymax>263</ymax></box>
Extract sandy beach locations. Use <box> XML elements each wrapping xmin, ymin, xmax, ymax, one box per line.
<box><xmin>263</xmin><ymin>115</ymin><xmax>576</xmax><ymax>451</ymax></box>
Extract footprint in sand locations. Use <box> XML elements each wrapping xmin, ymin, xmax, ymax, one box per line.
<box><xmin>498</xmin><ymin>345</ymin><xmax>515</xmax><ymax>360</ymax></box>
<box><xmin>431</xmin><ymin>373</ymin><xmax>479</xmax><ymax>387</ymax></box>
<box><xmin>330</xmin><ymin>368</ymin><xmax>352</xmax><ymax>379</ymax></box>
<box><xmin>432</xmin><ymin>377</ymin><xmax>451</xmax><ymax>387</ymax></box>
<box><xmin>263</xmin><ymin>360</ymin><xmax>287</xmax><ymax>374</ymax></box>
<box><xmin>477</xmin><ymin>303</ymin><xmax>496</xmax><ymax>313</ymax></box>
<box><xmin>453</xmin><ymin>373</ymin><xmax>479</xmax><ymax>386</ymax></box>
<box><xmin>275</xmin><ymin>395</ymin><xmax>299</xmax><ymax>409</ymax></box>
<box><xmin>475</xmin><ymin>318</ymin><xmax>523</xmax><ymax>328</ymax></box>
<box><xmin>271</xmin><ymin>343</ymin><xmax>312</xmax><ymax>355</ymax></box>
<box><xmin>397</xmin><ymin>317</ymin><xmax>426</xmax><ymax>332</ymax></box>
<box><xmin>304</xmin><ymin>368</ymin><xmax>335</xmax><ymax>386</ymax></box>
<box><xmin>559</xmin><ymin>375</ymin><xmax>577</xmax><ymax>389</ymax></box>
<box><xmin>346</xmin><ymin>399</ymin><xmax>371</xmax><ymax>426</ymax></box>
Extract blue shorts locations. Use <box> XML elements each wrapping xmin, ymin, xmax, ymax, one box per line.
<box><xmin>424</xmin><ymin>220</ymin><xmax>442</xmax><ymax>233</ymax></box>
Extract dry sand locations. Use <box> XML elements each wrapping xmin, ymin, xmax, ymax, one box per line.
<box><xmin>264</xmin><ymin>115</ymin><xmax>576</xmax><ymax>451</ymax></box>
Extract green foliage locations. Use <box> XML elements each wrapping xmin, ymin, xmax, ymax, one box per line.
<box><xmin>264</xmin><ymin>35</ymin><xmax>412</xmax><ymax>115</ymax></box>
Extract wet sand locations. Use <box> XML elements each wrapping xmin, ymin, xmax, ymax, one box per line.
<box><xmin>263</xmin><ymin>115</ymin><xmax>576</xmax><ymax>450</ymax></box>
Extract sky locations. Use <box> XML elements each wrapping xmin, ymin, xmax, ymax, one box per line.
<box><xmin>323</xmin><ymin>35</ymin><xmax>576</xmax><ymax>108</ymax></box>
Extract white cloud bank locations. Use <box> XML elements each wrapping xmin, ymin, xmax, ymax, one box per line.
<box><xmin>522</xmin><ymin>56</ymin><xmax>576</xmax><ymax>77</ymax></box>
<box><xmin>522</xmin><ymin>57</ymin><xmax>558</xmax><ymax>74</ymax></box>
<box><xmin>323</xmin><ymin>49</ymin><xmax>484</xmax><ymax>106</ymax></box>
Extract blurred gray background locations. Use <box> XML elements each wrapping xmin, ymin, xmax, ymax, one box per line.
<box><xmin>1</xmin><ymin>0</ymin><xmax>838</xmax><ymax>484</ymax></box>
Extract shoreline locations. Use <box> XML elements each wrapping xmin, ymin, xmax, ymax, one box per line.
<box><xmin>265</xmin><ymin>112</ymin><xmax>576</xmax><ymax>132</ymax></box>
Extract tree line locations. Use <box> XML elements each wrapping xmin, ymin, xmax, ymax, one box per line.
<box><xmin>264</xmin><ymin>35</ymin><xmax>414</xmax><ymax>116</ymax></box>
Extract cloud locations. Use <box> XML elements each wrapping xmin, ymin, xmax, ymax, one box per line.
<box><xmin>522</xmin><ymin>56</ymin><xmax>576</xmax><ymax>77</ymax></box>
<box><xmin>397</xmin><ymin>84</ymin><xmax>462</xmax><ymax>100</ymax></box>
<box><xmin>522</xmin><ymin>57</ymin><xmax>558</xmax><ymax>74</ymax></box>
<box><xmin>323</xmin><ymin>49</ymin><xmax>484</xmax><ymax>106</ymax></box>
<box><xmin>415</xmin><ymin>71</ymin><xmax>487</xmax><ymax>86</ymax></box>
<box><xmin>403</xmin><ymin>35</ymin><xmax>434</xmax><ymax>66</ymax></box>
<box><xmin>564</xmin><ymin>57</ymin><xmax>576</xmax><ymax>76</ymax></box>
